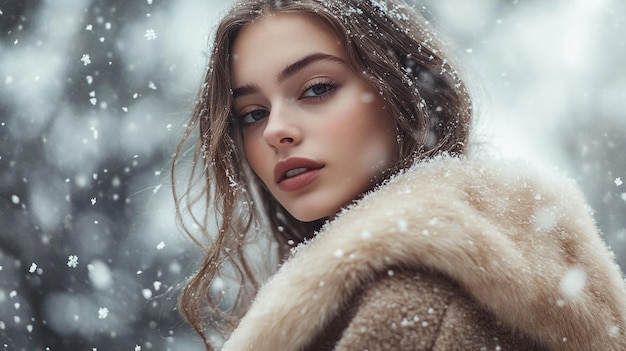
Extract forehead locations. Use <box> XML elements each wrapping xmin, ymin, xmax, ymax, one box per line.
<box><xmin>230</xmin><ymin>13</ymin><xmax>345</xmax><ymax>84</ymax></box>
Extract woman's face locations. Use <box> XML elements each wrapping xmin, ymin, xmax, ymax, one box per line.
<box><xmin>231</xmin><ymin>13</ymin><xmax>398</xmax><ymax>222</ymax></box>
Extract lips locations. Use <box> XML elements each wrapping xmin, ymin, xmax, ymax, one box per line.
<box><xmin>284</xmin><ymin>167</ymin><xmax>309</xmax><ymax>178</ymax></box>
<box><xmin>274</xmin><ymin>157</ymin><xmax>324</xmax><ymax>192</ymax></box>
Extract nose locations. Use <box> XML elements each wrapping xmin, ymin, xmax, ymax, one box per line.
<box><xmin>262</xmin><ymin>105</ymin><xmax>301</xmax><ymax>150</ymax></box>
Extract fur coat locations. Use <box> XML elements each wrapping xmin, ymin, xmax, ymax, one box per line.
<box><xmin>222</xmin><ymin>157</ymin><xmax>626</xmax><ymax>350</ymax></box>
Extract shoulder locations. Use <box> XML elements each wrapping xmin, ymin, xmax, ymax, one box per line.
<box><xmin>322</xmin><ymin>269</ymin><xmax>541</xmax><ymax>351</ymax></box>
<box><xmin>344</xmin><ymin>155</ymin><xmax>590</xmax><ymax>224</ymax></box>
<box><xmin>224</xmin><ymin>156</ymin><xmax>626</xmax><ymax>351</ymax></box>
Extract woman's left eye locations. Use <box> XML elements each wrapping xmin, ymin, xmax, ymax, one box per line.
<box><xmin>301</xmin><ymin>83</ymin><xmax>335</xmax><ymax>99</ymax></box>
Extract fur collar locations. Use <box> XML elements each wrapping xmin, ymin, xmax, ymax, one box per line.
<box><xmin>223</xmin><ymin>156</ymin><xmax>626</xmax><ymax>350</ymax></box>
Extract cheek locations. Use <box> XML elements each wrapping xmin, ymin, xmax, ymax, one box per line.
<box><xmin>323</xmin><ymin>101</ymin><xmax>396</xmax><ymax>164</ymax></box>
<box><xmin>318</xmin><ymin>101</ymin><xmax>366</xmax><ymax>138</ymax></box>
<box><xmin>359</xmin><ymin>137</ymin><xmax>396</xmax><ymax>170</ymax></box>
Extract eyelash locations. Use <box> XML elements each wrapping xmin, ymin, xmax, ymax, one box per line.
<box><xmin>299</xmin><ymin>79</ymin><xmax>338</xmax><ymax>101</ymax></box>
<box><xmin>237</xmin><ymin>79</ymin><xmax>338</xmax><ymax>127</ymax></box>
<box><xmin>238</xmin><ymin>109</ymin><xmax>269</xmax><ymax>126</ymax></box>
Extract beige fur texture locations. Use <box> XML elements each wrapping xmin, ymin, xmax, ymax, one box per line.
<box><xmin>223</xmin><ymin>157</ymin><xmax>626</xmax><ymax>350</ymax></box>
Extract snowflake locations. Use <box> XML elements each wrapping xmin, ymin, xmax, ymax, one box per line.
<box><xmin>360</xmin><ymin>230</ymin><xmax>372</xmax><ymax>239</ymax></box>
<box><xmin>135</xmin><ymin>345</ymin><xmax>141</xmax><ymax>351</ymax></box>
<box><xmin>333</xmin><ymin>249</ymin><xmax>344</xmax><ymax>258</ymax></box>
<box><xmin>397</xmin><ymin>219</ymin><xmax>409</xmax><ymax>232</ymax></box>
<box><xmin>144</xmin><ymin>29</ymin><xmax>157</xmax><ymax>40</ymax></box>
<box><xmin>615</xmin><ymin>177</ymin><xmax>623</xmax><ymax>186</ymax></box>
<box><xmin>560</xmin><ymin>267</ymin><xmax>587</xmax><ymax>298</ymax></box>
<box><xmin>141</xmin><ymin>289</ymin><xmax>152</xmax><ymax>299</ymax></box>
<box><xmin>81</xmin><ymin>54</ymin><xmax>91</xmax><ymax>66</ymax></box>
<box><xmin>152</xmin><ymin>184</ymin><xmax>162</xmax><ymax>194</ymax></box>
<box><xmin>98</xmin><ymin>307</ymin><xmax>109</xmax><ymax>319</ymax></box>
<box><xmin>67</xmin><ymin>255</ymin><xmax>79</xmax><ymax>268</ymax></box>
<box><xmin>156</xmin><ymin>241</ymin><xmax>165</xmax><ymax>250</ymax></box>
<box><xmin>29</xmin><ymin>263</ymin><xmax>37</xmax><ymax>273</ymax></box>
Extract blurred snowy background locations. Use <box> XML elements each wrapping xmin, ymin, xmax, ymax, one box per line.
<box><xmin>0</xmin><ymin>0</ymin><xmax>624</xmax><ymax>350</ymax></box>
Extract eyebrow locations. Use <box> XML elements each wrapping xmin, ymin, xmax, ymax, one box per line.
<box><xmin>232</xmin><ymin>53</ymin><xmax>345</xmax><ymax>99</ymax></box>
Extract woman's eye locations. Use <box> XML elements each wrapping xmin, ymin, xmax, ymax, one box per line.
<box><xmin>302</xmin><ymin>83</ymin><xmax>335</xmax><ymax>98</ymax></box>
<box><xmin>241</xmin><ymin>109</ymin><xmax>269</xmax><ymax>125</ymax></box>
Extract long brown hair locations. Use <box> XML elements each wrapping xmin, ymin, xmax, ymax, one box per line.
<box><xmin>172</xmin><ymin>0</ymin><xmax>472</xmax><ymax>348</ymax></box>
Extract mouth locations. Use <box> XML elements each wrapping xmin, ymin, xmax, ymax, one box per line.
<box><xmin>274</xmin><ymin>157</ymin><xmax>324</xmax><ymax>191</ymax></box>
<box><xmin>284</xmin><ymin>167</ymin><xmax>310</xmax><ymax>179</ymax></box>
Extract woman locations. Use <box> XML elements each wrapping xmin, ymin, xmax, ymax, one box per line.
<box><xmin>172</xmin><ymin>0</ymin><xmax>626</xmax><ymax>349</ymax></box>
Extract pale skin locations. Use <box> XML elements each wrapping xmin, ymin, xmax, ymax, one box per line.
<box><xmin>231</xmin><ymin>13</ymin><xmax>398</xmax><ymax>222</ymax></box>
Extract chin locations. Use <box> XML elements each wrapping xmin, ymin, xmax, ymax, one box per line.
<box><xmin>285</xmin><ymin>205</ymin><xmax>332</xmax><ymax>223</ymax></box>
<box><xmin>287</xmin><ymin>202</ymin><xmax>347</xmax><ymax>223</ymax></box>
<box><xmin>291</xmin><ymin>211</ymin><xmax>327</xmax><ymax>223</ymax></box>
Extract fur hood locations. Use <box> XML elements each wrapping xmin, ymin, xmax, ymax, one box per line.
<box><xmin>223</xmin><ymin>156</ymin><xmax>626</xmax><ymax>350</ymax></box>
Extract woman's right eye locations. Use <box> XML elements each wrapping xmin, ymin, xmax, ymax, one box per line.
<box><xmin>240</xmin><ymin>109</ymin><xmax>269</xmax><ymax>125</ymax></box>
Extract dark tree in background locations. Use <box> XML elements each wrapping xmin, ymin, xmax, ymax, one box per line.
<box><xmin>563</xmin><ymin>119</ymin><xmax>626</xmax><ymax>267</ymax></box>
<box><xmin>557</xmin><ymin>1</ymin><xmax>626</xmax><ymax>268</ymax></box>
<box><xmin>1</xmin><ymin>0</ymin><xmax>625</xmax><ymax>350</ymax></box>
<box><xmin>422</xmin><ymin>0</ymin><xmax>626</xmax><ymax>266</ymax></box>
<box><xmin>0</xmin><ymin>0</ymin><xmax>221</xmax><ymax>349</ymax></box>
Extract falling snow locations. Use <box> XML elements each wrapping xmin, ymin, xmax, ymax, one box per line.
<box><xmin>97</xmin><ymin>307</ymin><xmax>109</xmax><ymax>319</ymax></box>
<box><xmin>1</xmin><ymin>1</ymin><xmax>625</xmax><ymax>350</ymax></box>
<box><xmin>560</xmin><ymin>267</ymin><xmax>587</xmax><ymax>299</ymax></box>
<box><xmin>144</xmin><ymin>29</ymin><xmax>157</xmax><ymax>40</ymax></box>
<box><xmin>141</xmin><ymin>289</ymin><xmax>152</xmax><ymax>299</ymax></box>
<box><xmin>397</xmin><ymin>219</ymin><xmax>409</xmax><ymax>232</ymax></box>
<box><xmin>360</xmin><ymin>230</ymin><xmax>372</xmax><ymax>239</ymax></box>
<box><xmin>533</xmin><ymin>206</ymin><xmax>559</xmax><ymax>232</ymax></box>
<box><xmin>80</xmin><ymin>54</ymin><xmax>91</xmax><ymax>66</ymax></box>
<box><xmin>67</xmin><ymin>255</ymin><xmax>79</xmax><ymax>268</ymax></box>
